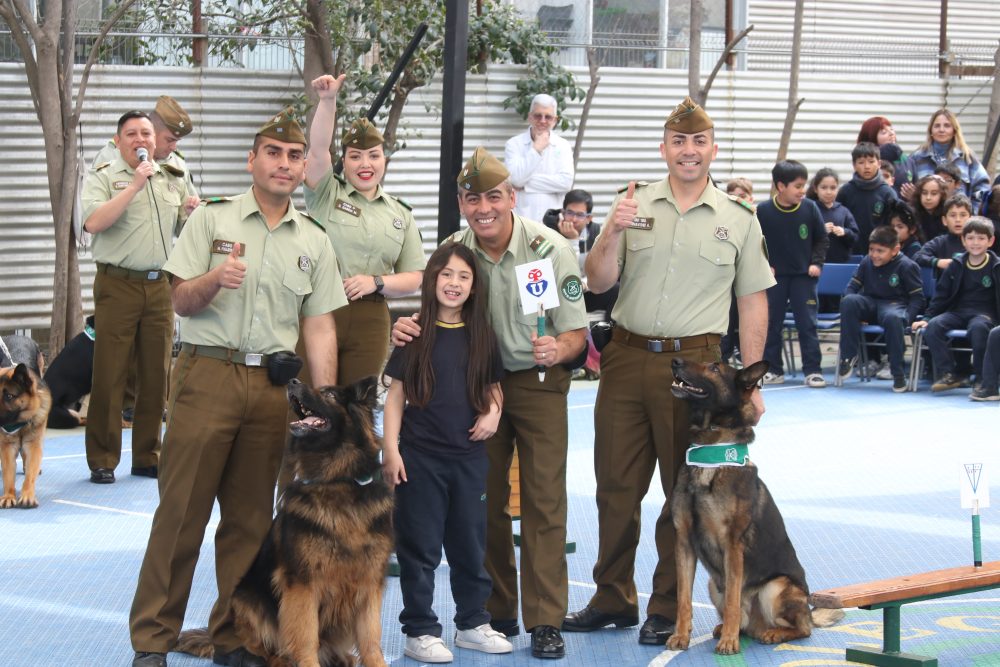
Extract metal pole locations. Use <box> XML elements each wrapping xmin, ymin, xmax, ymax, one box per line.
<box><xmin>436</xmin><ymin>0</ymin><xmax>469</xmax><ymax>243</ymax></box>
<box><xmin>192</xmin><ymin>0</ymin><xmax>204</xmax><ymax>66</ymax></box>
<box><xmin>939</xmin><ymin>0</ymin><xmax>949</xmax><ymax>79</ymax></box>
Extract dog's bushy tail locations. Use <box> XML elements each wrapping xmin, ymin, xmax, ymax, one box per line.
<box><xmin>810</xmin><ymin>607</ymin><xmax>845</xmax><ymax>628</ymax></box>
<box><xmin>175</xmin><ymin>627</ymin><xmax>213</xmax><ymax>658</ymax></box>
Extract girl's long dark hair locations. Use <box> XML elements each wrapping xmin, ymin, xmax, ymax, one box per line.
<box><xmin>911</xmin><ymin>174</ymin><xmax>947</xmax><ymax>240</ymax></box>
<box><xmin>401</xmin><ymin>242</ymin><xmax>498</xmax><ymax>414</ymax></box>
<box><xmin>806</xmin><ymin>167</ymin><xmax>838</xmax><ymax>202</ymax></box>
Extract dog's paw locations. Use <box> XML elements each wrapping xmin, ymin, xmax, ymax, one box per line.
<box><xmin>0</xmin><ymin>494</ymin><xmax>15</xmax><ymax>509</ymax></box>
<box><xmin>714</xmin><ymin>636</ymin><xmax>741</xmax><ymax>655</ymax></box>
<box><xmin>666</xmin><ymin>634</ymin><xmax>690</xmax><ymax>651</ymax></box>
<box><xmin>712</xmin><ymin>623</ymin><xmax>723</xmax><ymax>639</ymax></box>
<box><xmin>16</xmin><ymin>494</ymin><xmax>38</xmax><ymax>509</ymax></box>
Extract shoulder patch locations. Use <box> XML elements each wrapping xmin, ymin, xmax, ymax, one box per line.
<box><xmin>727</xmin><ymin>193</ymin><xmax>756</xmax><ymax>213</ymax></box>
<box><xmin>173</xmin><ymin>149</ymin><xmax>185</xmax><ymax>159</ymax></box>
<box><xmin>202</xmin><ymin>196</ymin><xmax>232</xmax><ymax>205</ymax></box>
<box><xmin>333</xmin><ymin>171</ymin><xmax>347</xmax><ymax>185</ymax></box>
<box><xmin>617</xmin><ymin>181</ymin><xmax>649</xmax><ymax>193</ymax></box>
<box><xmin>161</xmin><ymin>163</ymin><xmax>185</xmax><ymax>178</ymax></box>
<box><xmin>529</xmin><ymin>234</ymin><xmax>555</xmax><ymax>258</ymax></box>
<box><xmin>94</xmin><ymin>161</ymin><xmax>111</xmax><ymax>172</ymax></box>
<box><xmin>388</xmin><ymin>193</ymin><xmax>412</xmax><ymax>211</ymax></box>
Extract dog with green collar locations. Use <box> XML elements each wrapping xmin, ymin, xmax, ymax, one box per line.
<box><xmin>666</xmin><ymin>358</ymin><xmax>843</xmax><ymax>655</ymax></box>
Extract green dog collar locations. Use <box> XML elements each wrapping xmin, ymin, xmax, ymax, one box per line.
<box><xmin>1</xmin><ymin>422</ymin><xmax>28</xmax><ymax>435</ymax></box>
<box><xmin>685</xmin><ymin>443</ymin><xmax>749</xmax><ymax>468</ymax></box>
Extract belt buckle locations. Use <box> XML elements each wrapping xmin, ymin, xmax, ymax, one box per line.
<box><xmin>146</xmin><ymin>271</ymin><xmax>160</xmax><ymax>280</ymax></box>
<box><xmin>647</xmin><ymin>339</ymin><xmax>663</xmax><ymax>353</ymax></box>
<box><xmin>244</xmin><ymin>353</ymin><xmax>264</xmax><ymax>367</ymax></box>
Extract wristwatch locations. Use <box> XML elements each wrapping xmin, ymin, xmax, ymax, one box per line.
<box><xmin>373</xmin><ymin>275</ymin><xmax>385</xmax><ymax>293</ymax></box>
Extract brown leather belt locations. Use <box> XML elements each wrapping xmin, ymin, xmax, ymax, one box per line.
<box><xmin>612</xmin><ymin>327</ymin><xmax>720</xmax><ymax>353</ymax></box>
<box><xmin>181</xmin><ymin>343</ymin><xmax>270</xmax><ymax>367</ymax></box>
<box><xmin>97</xmin><ymin>262</ymin><xmax>165</xmax><ymax>281</ymax></box>
<box><xmin>358</xmin><ymin>293</ymin><xmax>386</xmax><ymax>303</ymax></box>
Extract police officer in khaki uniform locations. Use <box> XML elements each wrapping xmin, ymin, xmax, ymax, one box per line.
<box><xmin>394</xmin><ymin>147</ymin><xmax>588</xmax><ymax>659</ymax></box>
<box><xmin>304</xmin><ymin>74</ymin><xmax>424</xmax><ymax>385</ymax></box>
<box><xmin>82</xmin><ymin>110</ymin><xmax>188</xmax><ymax>484</ymax></box>
<box><xmin>562</xmin><ymin>98</ymin><xmax>774</xmax><ymax>643</ymax></box>
<box><xmin>128</xmin><ymin>110</ymin><xmax>346</xmax><ymax>667</ymax></box>
<box><xmin>91</xmin><ymin>95</ymin><xmax>200</xmax><ymax>226</ymax></box>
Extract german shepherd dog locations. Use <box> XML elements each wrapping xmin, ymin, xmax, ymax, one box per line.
<box><xmin>177</xmin><ymin>376</ymin><xmax>394</xmax><ymax>667</ymax></box>
<box><xmin>0</xmin><ymin>360</ymin><xmax>52</xmax><ymax>509</ymax></box>
<box><xmin>665</xmin><ymin>359</ymin><xmax>843</xmax><ymax>655</ymax></box>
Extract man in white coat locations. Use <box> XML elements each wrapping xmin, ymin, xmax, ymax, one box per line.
<box><xmin>504</xmin><ymin>93</ymin><xmax>575</xmax><ymax>223</ymax></box>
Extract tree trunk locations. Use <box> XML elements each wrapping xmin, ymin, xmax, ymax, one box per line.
<box><xmin>573</xmin><ymin>47</ymin><xmax>602</xmax><ymax>172</ymax></box>
<box><xmin>696</xmin><ymin>24</ymin><xmax>754</xmax><ymax>106</ymax></box>
<box><xmin>776</xmin><ymin>0</ymin><xmax>804</xmax><ymax>163</ymax></box>
<box><xmin>688</xmin><ymin>0</ymin><xmax>703</xmax><ymax>99</ymax></box>
<box><xmin>983</xmin><ymin>41</ymin><xmax>1000</xmax><ymax>174</ymax></box>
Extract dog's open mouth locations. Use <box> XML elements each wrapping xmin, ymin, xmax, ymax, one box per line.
<box><xmin>671</xmin><ymin>378</ymin><xmax>707</xmax><ymax>399</ymax></box>
<box><xmin>289</xmin><ymin>394</ymin><xmax>329</xmax><ymax>431</ymax></box>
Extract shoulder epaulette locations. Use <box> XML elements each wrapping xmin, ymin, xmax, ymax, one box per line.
<box><xmin>727</xmin><ymin>193</ymin><xmax>756</xmax><ymax>214</ymax></box>
<box><xmin>202</xmin><ymin>196</ymin><xmax>231</xmax><ymax>205</ymax></box>
<box><xmin>529</xmin><ymin>234</ymin><xmax>556</xmax><ymax>259</ymax></box>
<box><xmin>302</xmin><ymin>211</ymin><xmax>324</xmax><ymax>231</ymax></box>
<box><xmin>333</xmin><ymin>171</ymin><xmax>347</xmax><ymax>185</ymax></box>
<box><xmin>388</xmin><ymin>194</ymin><xmax>412</xmax><ymax>211</ymax></box>
<box><xmin>94</xmin><ymin>161</ymin><xmax>111</xmax><ymax>172</ymax></box>
<box><xmin>173</xmin><ymin>149</ymin><xmax>185</xmax><ymax>160</ymax></box>
<box><xmin>617</xmin><ymin>181</ymin><xmax>648</xmax><ymax>193</ymax></box>
<box><xmin>161</xmin><ymin>163</ymin><xmax>185</xmax><ymax>178</ymax></box>
<box><xmin>448</xmin><ymin>230</ymin><xmax>463</xmax><ymax>244</ymax></box>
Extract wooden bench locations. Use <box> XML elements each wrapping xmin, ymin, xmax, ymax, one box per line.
<box><xmin>810</xmin><ymin>561</ymin><xmax>1000</xmax><ymax>666</ymax></box>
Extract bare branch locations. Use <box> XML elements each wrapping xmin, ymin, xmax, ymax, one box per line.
<box><xmin>697</xmin><ymin>24</ymin><xmax>754</xmax><ymax>106</ymax></box>
<box><xmin>72</xmin><ymin>0</ymin><xmax>142</xmax><ymax>124</ymax></box>
<box><xmin>688</xmin><ymin>0</ymin><xmax>702</xmax><ymax>100</ymax></box>
<box><xmin>6</xmin><ymin>0</ymin><xmax>42</xmax><ymax>42</ymax></box>
<box><xmin>573</xmin><ymin>47</ymin><xmax>602</xmax><ymax>170</ymax></box>
<box><xmin>0</xmin><ymin>2</ymin><xmax>42</xmax><ymax>113</ymax></box>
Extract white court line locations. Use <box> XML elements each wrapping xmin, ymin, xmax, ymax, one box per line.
<box><xmin>52</xmin><ymin>499</ymin><xmax>154</xmax><ymax>518</ymax></box>
<box><xmin>45</xmin><ymin>447</ymin><xmax>132</xmax><ymax>461</ymax></box>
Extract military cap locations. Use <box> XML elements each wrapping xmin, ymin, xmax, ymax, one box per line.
<box><xmin>457</xmin><ymin>146</ymin><xmax>510</xmax><ymax>193</ymax></box>
<box><xmin>341</xmin><ymin>118</ymin><xmax>384</xmax><ymax>150</ymax></box>
<box><xmin>256</xmin><ymin>107</ymin><xmax>306</xmax><ymax>145</ymax></box>
<box><xmin>664</xmin><ymin>96</ymin><xmax>713</xmax><ymax>133</ymax></box>
<box><xmin>154</xmin><ymin>95</ymin><xmax>193</xmax><ymax>138</ymax></box>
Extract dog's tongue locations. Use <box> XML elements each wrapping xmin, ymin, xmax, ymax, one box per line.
<box><xmin>293</xmin><ymin>415</ymin><xmax>325</xmax><ymax>428</ymax></box>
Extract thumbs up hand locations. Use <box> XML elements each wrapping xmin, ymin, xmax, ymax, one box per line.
<box><xmin>216</xmin><ymin>242</ymin><xmax>247</xmax><ymax>289</ymax></box>
<box><xmin>611</xmin><ymin>181</ymin><xmax>639</xmax><ymax>233</ymax></box>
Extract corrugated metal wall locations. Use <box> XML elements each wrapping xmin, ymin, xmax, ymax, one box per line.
<box><xmin>0</xmin><ymin>61</ymin><xmax>992</xmax><ymax>332</ymax></box>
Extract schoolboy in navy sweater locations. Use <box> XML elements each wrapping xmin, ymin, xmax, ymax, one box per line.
<box><xmin>837</xmin><ymin>226</ymin><xmax>924</xmax><ymax>391</ymax></box>
<box><xmin>914</xmin><ymin>193</ymin><xmax>973</xmax><ymax>276</ymax></box>
<box><xmin>837</xmin><ymin>142</ymin><xmax>898</xmax><ymax>254</ymax></box>
<box><xmin>912</xmin><ymin>217</ymin><xmax>1000</xmax><ymax>392</ymax></box>
<box><xmin>760</xmin><ymin>160</ymin><xmax>829</xmax><ymax>387</ymax></box>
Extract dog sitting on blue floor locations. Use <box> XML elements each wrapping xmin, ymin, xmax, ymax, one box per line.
<box><xmin>666</xmin><ymin>358</ymin><xmax>843</xmax><ymax>655</ymax></box>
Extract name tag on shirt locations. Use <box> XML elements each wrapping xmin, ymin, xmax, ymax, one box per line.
<box><xmin>113</xmin><ymin>181</ymin><xmax>130</xmax><ymax>190</ymax></box>
<box><xmin>630</xmin><ymin>217</ymin><xmax>654</xmax><ymax>231</ymax></box>
<box><xmin>212</xmin><ymin>239</ymin><xmax>245</xmax><ymax>256</ymax></box>
<box><xmin>335</xmin><ymin>199</ymin><xmax>360</xmax><ymax>217</ymax></box>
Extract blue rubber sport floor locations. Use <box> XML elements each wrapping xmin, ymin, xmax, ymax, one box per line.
<box><xmin>2</xmin><ymin>374</ymin><xmax>1000</xmax><ymax>666</ymax></box>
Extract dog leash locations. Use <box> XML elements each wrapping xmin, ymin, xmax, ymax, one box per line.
<box><xmin>0</xmin><ymin>336</ymin><xmax>12</xmax><ymax>367</ymax></box>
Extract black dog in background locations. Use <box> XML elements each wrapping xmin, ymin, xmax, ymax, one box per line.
<box><xmin>42</xmin><ymin>316</ymin><xmax>95</xmax><ymax>429</ymax></box>
<box><xmin>0</xmin><ymin>334</ymin><xmax>43</xmax><ymax>375</ymax></box>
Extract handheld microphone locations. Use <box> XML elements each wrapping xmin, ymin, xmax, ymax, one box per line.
<box><xmin>137</xmin><ymin>147</ymin><xmax>149</xmax><ymax>162</ymax></box>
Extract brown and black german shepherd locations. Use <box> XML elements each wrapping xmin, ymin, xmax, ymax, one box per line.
<box><xmin>177</xmin><ymin>376</ymin><xmax>394</xmax><ymax>667</ymax></box>
<box><xmin>666</xmin><ymin>358</ymin><xmax>843</xmax><ymax>655</ymax></box>
<box><xmin>0</xmin><ymin>362</ymin><xmax>52</xmax><ymax>509</ymax></box>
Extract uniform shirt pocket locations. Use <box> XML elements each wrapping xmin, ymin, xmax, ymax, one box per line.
<box><xmin>698</xmin><ymin>240</ymin><xmax>736</xmax><ymax>267</ymax></box>
<box><xmin>282</xmin><ymin>268</ymin><xmax>313</xmax><ymax>297</ymax></box>
<box><xmin>624</xmin><ymin>229</ymin><xmax>656</xmax><ymax>254</ymax></box>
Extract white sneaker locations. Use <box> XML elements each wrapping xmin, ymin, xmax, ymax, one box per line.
<box><xmin>455</xmin><ymin>623</ymin><xmax>514</xmax><ymax>654</ymax></box>
<box><xmin>762</xmin><ymin>371</ymin><xmax>785</xmax><ymax>385</ymax></box>
<box><xmin>404</xmin><ymin>635</ymin><xmax>454</xmax><ymax>663</ymax></box>
<box><xmin>805</xmin><ymin>373</ymin><xmax>827</xmax><ymax>388</ymax></box>
<box><xmin>875</xmin><ymin>363</ymin><xmax>893</xmax><ymax>380</ymax></box>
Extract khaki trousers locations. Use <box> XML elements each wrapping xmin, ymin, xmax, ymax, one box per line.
<box><xmin>86</xmin><ymin>270</ymin><xmax>171</xmax><ymax>470</ymax></box>
<box><xmin>485</xmin><ymin>366</ymin><xmax>570</xmax><ymax>630</ymax></box>
<box><xmin>129</xmin><ymin>352</ymin><xmax>287</xmax><ymax>654</ymax></box>
<box><xmin>587</xmin><ymin>338</ymin><xmax>720</xmax><ymax>619</ymax></box>
<box><xmin>333</xmin><ymin>298</ymin><xmax>391</xmax><ymax>386</ymax></box>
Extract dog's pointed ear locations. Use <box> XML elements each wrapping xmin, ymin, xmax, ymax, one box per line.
<box><xmin>735</xmin><ymin>360</ymin><xmax>769</xmax><ymax>390</ymax></box>
<box><xmin>12</xmin><ymin>363</ymin><xmax>34</xmax><ymax>390</ymax></box>
<box><xmin>350</xmin><ymin>375</ymin><xmax>379</xmax><ymax>410</ymax></box>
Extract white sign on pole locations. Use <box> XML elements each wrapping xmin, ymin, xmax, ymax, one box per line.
<box><xmin>961</xmin><ymin>463</ymin><xmax>990</xmax><ymax>509</ymax></box>
<box><xmin>515</xmin><ymin>258</ymin><xmax>560</xmax><ymax>315</ymax></box>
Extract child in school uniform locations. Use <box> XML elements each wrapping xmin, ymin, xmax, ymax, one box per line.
<box><xmin>914</xmin><ymin>193</ymin><xmax>974</xmax><ymax>277</ymax></box>
<box><xmin>886</xmin><ymin>199</ymin><xmax>923</xmax><ymax>260</ymax></box>
<box><xmin>808</xmin><ymin>167</ymin><xmax>859</xmax><ymax>264</ymax></box>
<box><xmin>910</xmin><ymin>175</ymin><xmax>948</xmax><ymax>241</ymax></box>
<box><xmin>911</xmin><ymin>217</ymin><xmax>1000</xmax><ymax>393</ymax></box>
<box><xmin>382</xmin><ymin>242</ymin><xmax>511</xmax><ymax>663</ymax></box>
<box><xmin>837</xmin><ymin>142</ymin><xmax>898</xmax><ymax>255</ymax></box>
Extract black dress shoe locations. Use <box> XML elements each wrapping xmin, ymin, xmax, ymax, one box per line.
<box><xmin>131</xmin><ymin>465</ymin><xmax>159</xmax><ymax>478</ymax></box>
<box><xmin>133</xmin><ymin>652</ymin><xmax>167</xmax><ymax>667</ymax></box>
<box><xmin>490</xmin><ymin>618</ymin><xmax>521</xmax><ymax>637</ymax></box>
<box><xmin>638</xmin><ymin>614</ymin><xmax>675</xmax><ymax>645</ymax></box>
<box><xmin>90</xmin><ymin>468</ymin><xmax>114</xmax><ymax>484</ymax></box>
<box><xmin>530</xmin><ymin>625</ymin><xmax>565</xmax><ymax>659</ymax></box>
<box><xmin>214</xmin><ymin>647</ymin><xmax>266</xmax><ymax>667</ymax></box>
<box><xmin>562</xmin><ymin>604</ymin><xmax>638</xmax><ymax>632</ymax></box>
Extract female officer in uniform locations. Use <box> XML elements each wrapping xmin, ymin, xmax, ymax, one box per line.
<box><xmin>303</xmin><ymin>73</ymin><xmax>425</xmax><ymax>384</ymax></box>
